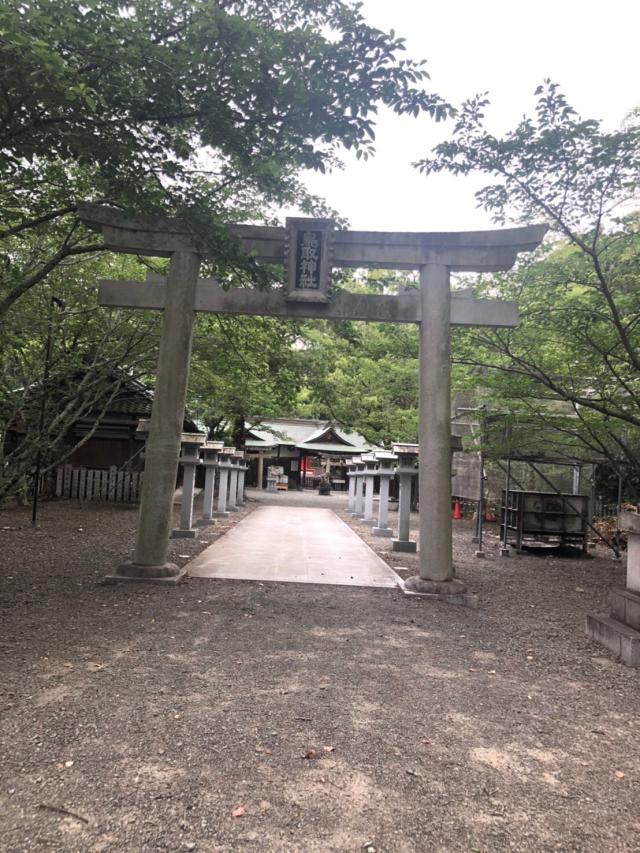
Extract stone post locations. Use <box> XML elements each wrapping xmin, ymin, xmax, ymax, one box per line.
<box><xmin>110</xmin><ymin>249</ymin><xmax>201</xmax><ymax>583</ymax></box>
<box><xmin>405</xmin><ymin>263</ymin><xmax>467</xmax><ymax>596</ymax></box>
<box><xmin>391</xmin><ymin>445</ymin><xmax>418</xmax><ymax>553</ymax></box>
<box><xmin>352</xmin><ymin>459</ymin><xmax>366</xmax><ymax>518</ymax></box>
<box><xmin>171</xmin><ymin>435</ymin><xmax>207</xmax><ymax>538</ymax></box>
<box><xmin>362</xmin><ymin>453</ymin><xmax>378</xmax><ymax>526</ymax></box>
<box><xmin>198</xmin><ymin>440</ymin><xmax>224</xmax><ymax>526</ymax></box>
<box><xmin>346</xmin><ymin>459</ymin><xmax>357</xmax><ymax>512</ymax></box>
<box><xmin>586</xmin><ymin>511</ymin><xmax>640</xmax><ymax>666</ymax></box>
<box><xmin>212</xmin><ymin>448</ymin><xmax>234</xmax><ymax>518</ymax></box>
<box><xmin>257</xmin><ymin>450</ymin><xmax>265</xmax><ymax>490</ymax></box>
<box><xmin>227</xmin><ymin>455</ymin><xmax>240</xmax><ymax>512</ymax></box>
<box><xmin>236</xmin><ymin>456</ymin><xmax>247</xmax><ymax>506</ymax></box>
<box><xmin>373</xmin><ymin>451</ymin><xmax>397</xmax><ymax>537</ymax></box>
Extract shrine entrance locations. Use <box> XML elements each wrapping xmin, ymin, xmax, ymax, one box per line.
<box><xmin>79</xmin><ymin>204</ymin><xmax>545</xmax><ymax>599</ymax></box>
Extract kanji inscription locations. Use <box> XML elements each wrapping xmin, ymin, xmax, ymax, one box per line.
<box><xmin>296</xmin><ymin>230</ymin><xmax>322</xmax><ymax>289</ymax></box>
<box><xmin>285</xmin><ymin>217</ymin><xmax>334</xmax><ymax>302</ymax></box>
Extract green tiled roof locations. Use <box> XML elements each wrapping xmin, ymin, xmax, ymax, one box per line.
<box><xmin>244</xmin><ymin>417</ymin><xmax>377</xmax><ymax>454</ymax></box>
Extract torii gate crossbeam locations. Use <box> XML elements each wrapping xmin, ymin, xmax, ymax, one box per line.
<box><xmin>79</xmin><ymin>203</ymin><xmax>546</xmax><ymax>598</ymax></box>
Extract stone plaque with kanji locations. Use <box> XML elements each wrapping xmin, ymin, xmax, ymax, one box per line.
<box><xmin>285</xmin><ymin>217</ymin><xmax>334</xmax><ymax>301</ymax></box>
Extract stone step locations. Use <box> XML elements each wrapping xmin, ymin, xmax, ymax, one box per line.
<box><xmin>585</xmin><ymin>611</ymin><xmax>640</xmax><ymax>667</ymax></box>
<box><xmin>610</xmin><ymin>587</ymin><xmax>640</xmax><ymax>631</ymax></box>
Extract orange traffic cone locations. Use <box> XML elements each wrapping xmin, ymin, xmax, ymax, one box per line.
<box><xmin>452</xmin><ymin>499</ymin><xmax>462</xmax><ymax>520</ymax></box>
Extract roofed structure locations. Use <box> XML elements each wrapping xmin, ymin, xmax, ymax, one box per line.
<box><xmin>245</xmin><ymin>418</ymin><xmax>374</xmax><ymax>455</ymax></box>
<box><xmin>243</xmin><ymin>417</ymin><xmax>377</xmax><ymax>489</ymax></box>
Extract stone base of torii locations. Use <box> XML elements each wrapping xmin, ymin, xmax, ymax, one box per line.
<box><xmin>79</xmin><ymin>204</ymin><xmax>546</xmax><ymax>599</ymax></box>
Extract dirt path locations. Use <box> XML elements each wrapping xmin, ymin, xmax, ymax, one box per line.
<box><xmin>1</xmin><ymin>497</ymin><xmax>639</xmax><ymax>852</ymax></box>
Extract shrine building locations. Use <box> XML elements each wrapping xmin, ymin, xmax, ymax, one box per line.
<box><xmin>243</xmin><ymin>417</ymin><xmax>376</xmax><ymax>490</ymax></box>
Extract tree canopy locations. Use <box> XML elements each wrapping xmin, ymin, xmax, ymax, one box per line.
<box><xmin>418</xmin><ymin>83</ymin><xmax>640</xmax><ymax>488</ymax></box>
<box><xmin>0</xmin><ymin>0</ymin><xmax>450</xmax><ymax>314</ymax></box>
<box><xmin>0</xmin><ymin>0</ymin><xmax>452</xmax><ymax>500</ymax></box>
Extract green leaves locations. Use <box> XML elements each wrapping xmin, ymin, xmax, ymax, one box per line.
<box><xmin>423</xmin><ymin>83</ymin><xmax>640</xmax><ymax>478</ymax></box>
<box><xmin>294</xmin><ymin>273</ymin><xmax>420</xmax><ymax>445</ymax></box>
<box><xmin>418</xmin><ymin>81</ymin><xmax>639</xmax><ymax>234</ymax></box>
<box><xmin>1</xmin><ymin>0</ymin><xmax>451</xmax><ymax>315</ymax></box>
<box><xmin>1</xmin><ymin>0</ymin><xmax>448</xmax><ymax>199</ymax></box>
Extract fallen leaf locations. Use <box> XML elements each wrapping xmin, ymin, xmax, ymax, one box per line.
<box><xmin>304</xmin><ymin>749</ymin><xmax>319</xmax><ymax>760</ymax></box>
<box><xmin>615</xmin><ymin>770</ymin><xmax>625</xmax><ymax>779</ymax></box>
<box><xmin>232</xmin><ymin>806</ymin><xmax>245</xmax><ymax>817</ymax></box>
<box><xmin>64</xmin><ymin>760</ymin><xmax>74</xmax><ymax>768</ymax></box>
<box><xmin>468</xmin><ymin>667</ymin><xmax>477</xmax><ymax>672</ymax></box>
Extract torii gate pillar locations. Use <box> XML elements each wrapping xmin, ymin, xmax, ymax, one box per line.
<box><xmin>110</xmin><ymin>249</ymin><xmax>201</xmax><ymax>583</ymax></box>
<box><xmin>406</xmin><ymin>262</ymin><xmax>461</xmax><ymax>594</ymax></box>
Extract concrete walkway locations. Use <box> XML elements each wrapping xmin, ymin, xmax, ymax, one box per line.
<box><xmin>186</xmin><ymin>505</ymin><xmax>401</xmax><ymax>588</ymax></box>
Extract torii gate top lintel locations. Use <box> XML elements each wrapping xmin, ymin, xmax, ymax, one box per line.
<box><xmin>78</xmin><ymin>203</ymin><xmax>547</xmax><ymax>273</ymax></box>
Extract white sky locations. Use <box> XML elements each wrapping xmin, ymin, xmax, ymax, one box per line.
<box><xmin>287</xmin><ymin>0</ymin><xmax>640</xmax><ymax>232</ymax></box>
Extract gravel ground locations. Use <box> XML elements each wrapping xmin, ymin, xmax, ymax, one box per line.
<box><xmin>1</xmin><ymin>493</ymin><xmax>639</xmax><ymax>852</ymax></box>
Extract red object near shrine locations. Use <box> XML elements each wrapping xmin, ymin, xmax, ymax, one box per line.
<box><xmin>452</xmin><ymin>499</ymin><xmax>462</xmax><ymax>520</ymax></box>
<box><xmin>484</xmin><ymin>504</ymin><xmax>497</xmax><ymax>522</ymax></box>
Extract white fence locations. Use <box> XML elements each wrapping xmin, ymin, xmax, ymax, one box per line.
<box><xmin>55</xmin><ymin>464</ymin><xmax>143</xmax><ymax>503</ymax></box>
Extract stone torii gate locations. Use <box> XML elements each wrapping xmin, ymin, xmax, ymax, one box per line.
<box><xmin>79</xmin><ymin>204</ymin><xmax>546</xmax><ymax>597</ymax></box>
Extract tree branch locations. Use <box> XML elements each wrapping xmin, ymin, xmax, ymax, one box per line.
<box><xmin>0</xmin><ymin>242</ymin><xmax>106</xmax><ymax>317</ymax></box>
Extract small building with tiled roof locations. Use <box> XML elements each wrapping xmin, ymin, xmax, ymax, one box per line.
<box><xmin>244</xmin><ymin>417</ymin><xmax>377</xmax><ymax>489</ymax></box>
<box><xmin>53</xmin><ymin>377</ymin><xmax>199</xmax><ymax>471</ymax></box>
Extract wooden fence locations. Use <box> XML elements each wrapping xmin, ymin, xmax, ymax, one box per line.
<box><xmin>55</xmin><ymin>464</ymin><xmax>143</xmax><ymax>503</ymax></box>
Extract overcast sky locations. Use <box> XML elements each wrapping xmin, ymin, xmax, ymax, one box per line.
<box><xmin>287</xmin><ymin>0</ymin><xmax>639</xmax><ymax>232</ymax></box>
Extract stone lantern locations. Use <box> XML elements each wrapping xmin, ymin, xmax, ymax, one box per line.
<box><xmin>227</xmin><ymin>452</ymin><xmax>242</xmax><ymax>512</ymax></box>
<box><xmin>346</xmin><ymin>459</ymin><xmax>358</xmax><ymax>513</ymax></box>
<box><xmin>351</xmin><ymin>457</ymin><xmax>366</xmax><ymax>518</ymax></box>
<box><xmin>234</xmin><ymin>452</ymin><xmax>247</xmax><ymax>507</ymax></box>
<box><xmin>198</xmin><ymin>441</ymin><xmax>224</xmax><ymax>526</ymax></box>
<box><xmin>373</xmin><ymin>450</ymin><xmax>397</xmax><ymax>537</ymax></box>
<box><xmin>391</xmin><ymin>444</ymin><xmax>419</xmax><ymax>553</ymax></box>
<box><xmin>361</xmin><ymin>453</ymin><xmax>379</xmax><ymax>526</ymax></box>
<box><xmin>212</xmin><ymin>446</ymin><xmax>235</xmax><ymax>518</ymax></box>
<box><xmin>171</xmin><ymin>432</ymin><xmax>207</xmax><ymax>538</ymax></box>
